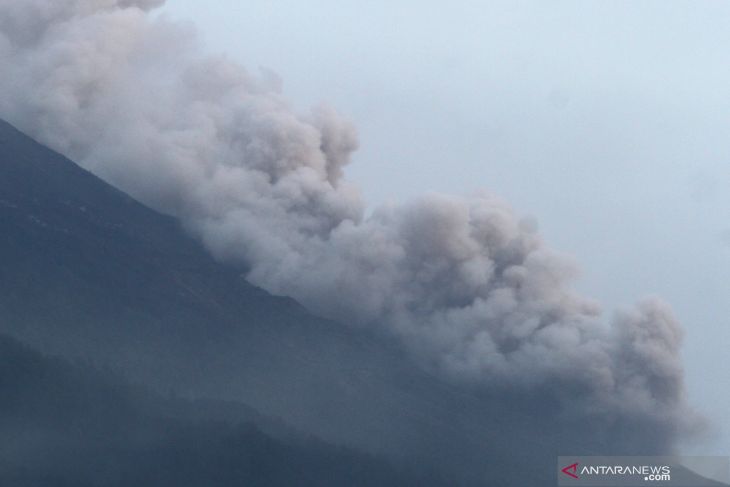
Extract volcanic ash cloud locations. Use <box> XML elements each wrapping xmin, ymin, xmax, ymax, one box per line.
<box><xmin>0</xmin><ymin>0</ymin><xmax>700</xmax><ymax>453</ymax></box>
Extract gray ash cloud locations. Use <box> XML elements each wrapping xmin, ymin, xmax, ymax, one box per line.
<box><xmin>0</xmin><ymin>0</ymin><xmax>700</xmax><ymax>455</ymax></box>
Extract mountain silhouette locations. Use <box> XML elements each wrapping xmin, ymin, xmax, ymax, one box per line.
<box><xmin>0</xmin><ymin>118</ymin><xmax>617</xmax><ymax>486</ymax></box>
<box><xmin>0</xmin><ymin>332</ymin><xmax>443</xmax><ymax>486</ymax></box>
<box><xmin>0</xmin><ymin>118</ymin><xmax>484</xmax><ymax>484</ymax></box>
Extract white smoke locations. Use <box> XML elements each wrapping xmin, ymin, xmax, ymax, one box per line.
<box><xmin>0</xmin><ymin>0</ymin><xmax>697</xmax><ymax>446</ymax></box>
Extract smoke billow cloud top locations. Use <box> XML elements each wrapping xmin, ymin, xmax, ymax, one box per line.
<box><xmin>0</xmin><ymin>0</ymin><xmax>698</xmax><ymax>450</ymax></box>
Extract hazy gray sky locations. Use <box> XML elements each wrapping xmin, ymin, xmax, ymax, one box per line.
<box><xmin>158</xmin><ymin>0</ymin><xmax>730</xmax><ymax>453</ymax></box>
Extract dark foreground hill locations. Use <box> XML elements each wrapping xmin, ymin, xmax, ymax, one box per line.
<box><xmin>0</xmin><ymin>333</ymin><xmax>436</xmax><ymax>487</ymax></box>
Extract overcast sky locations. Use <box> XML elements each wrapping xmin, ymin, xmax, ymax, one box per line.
<box><xmin>158</xmin><ymin>0</ymin><xmax>730</xmax><ymax>453</ymax></box>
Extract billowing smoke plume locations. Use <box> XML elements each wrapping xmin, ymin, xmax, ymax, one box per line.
<box><xmin>0</xmin><ymin>0</ymin><xmax>697</xmax><ymax>451</ymax></box>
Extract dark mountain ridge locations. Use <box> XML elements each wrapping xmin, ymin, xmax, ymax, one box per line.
<box><xmin>0</xmin><ymin>118</ymin><xmax>631</xmax><ymax>486</ymax></box>
<box><xmin>0</xmin><ymin>333</ymin><xmax>437</xmax><ymax>487</ymax></box>
<box><xmin>0</xmin><ymin>118</ymin><xmax>486</xmax><ymax>483</ymax></box>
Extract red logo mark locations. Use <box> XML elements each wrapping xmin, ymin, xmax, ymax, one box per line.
<box><xmin>561</xmin><ymin>463</ymin><xmax>579</xmax><ymax>479</ymax></box>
